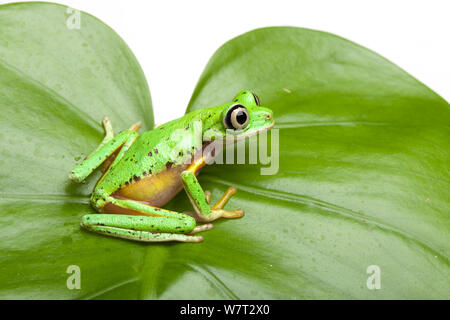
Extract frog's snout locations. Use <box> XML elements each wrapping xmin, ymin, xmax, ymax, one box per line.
<box><xmin>258</xmin><ymin>107</ymin><xmax>274</xmax><ymax>126</ymax></box>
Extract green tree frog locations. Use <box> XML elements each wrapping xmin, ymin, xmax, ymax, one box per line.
<box><xmin>69</xmin><ymin>90</ymin><xmax>274</xmax><ymax>242</ymax></box>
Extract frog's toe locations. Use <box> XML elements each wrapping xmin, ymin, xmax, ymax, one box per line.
<box><xmin>211</xmin><ymin>186</ymin><xmax>238</xmax><ymax>210</ymax></box>
<box><xmin>213</xmin><ymin>208</ymin><xmax>245</xmax><ymax>219</ymax></box>
<box><xmin>101</xmin><ymin>116</ymin><xmax>114</xmax><ymax>138</ymax></box>
<box><xmin>128</xmin><ymin>120</ymin><xmax>142</xmax><ymax>131</ymax></box>
<box><xmin>188</xmin><ymin>223</ymin><xmax>214</xmax><ymax>234</ymax></box>
<box><xmin>204</xmin><ymin>190</ymin><xmax>212</xmax><ymax>204</ymax></box>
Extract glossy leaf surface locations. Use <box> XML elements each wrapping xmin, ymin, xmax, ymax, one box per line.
<box><xmin>0</xmin><ymin>3</ymin><xmax>448</xmax><ymax>299</ymax></box>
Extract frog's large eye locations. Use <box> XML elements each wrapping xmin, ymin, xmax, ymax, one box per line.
<box><xmin>252</xmin><ymin>92</ymin><xmax>260</xmax><ymax>106</ymax></box>
<box><xmin>224</xmin><ymin>104</ymin><xmax>249</xmax><ymax>130</ymax></box>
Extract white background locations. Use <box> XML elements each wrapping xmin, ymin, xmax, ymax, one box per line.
<box><xmin>4</xmin><ymin>0</ymin><xmax>449</xmax><ymax>124</ymax></box>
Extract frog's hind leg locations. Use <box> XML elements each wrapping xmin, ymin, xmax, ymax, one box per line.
<box><xmin>82</xmin><ymin>196</ymin><xmax>208</xmax><ymax>242</ymax></box>
<box><xmin>81</xmin><ymin>214</ymin><xmax>204</xmax><ymax>242</ymax></box>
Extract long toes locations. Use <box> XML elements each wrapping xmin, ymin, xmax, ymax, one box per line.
<box><xmin>221</xmin><ymin>208</ymin><xmax>245</xmax><ymax>219</ymax></box>
<box><xmin>188</xmin><ymin>223</ymin><xmax>214</xmax><ymax>234</ymax></box>
<box><xmin>204</xmin><ymin>190</ymin><xmax>212</xmax><ymax>204</ymax></box>
<box><xmin>212</xmin><ymin>186</ymin><xmax>238</xmax><ymax>210</ymax></box>
<box><xmin>129</xmin><ymin>121</ymin><xmax>142</xmax><ymax>131</ymax></box>
<box><xmin>184</xmin><ymin>235</ymin><xmax>204</xmax><ymax>242</ymax></box>
<box><xmin>102</xmin><ymin>116</ymin><xmax>111</xmax><ymax>125</ymax></box>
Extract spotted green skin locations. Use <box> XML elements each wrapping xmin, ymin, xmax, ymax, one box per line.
<box><xmin>70</xmin><ymin>90</ymin><xmax>274</xmax><ymax>242</ymax></box>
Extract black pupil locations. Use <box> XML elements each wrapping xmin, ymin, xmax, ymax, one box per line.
<box><xmin>236</xmin><ymin>110</ymin><xmax>247</xmax><ymax>125</ymax></box>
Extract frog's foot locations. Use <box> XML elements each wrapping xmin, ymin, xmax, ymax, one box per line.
<box><xmin>193</xmin><ymin>187</ymin><xmax>244</xmax><ymax>222</ymax></box>
<box><xmin>209</xmin><ymin>187</ymin><xmax>244</xmax><ymax>220</ymax></box>
<box><xmin>212</xmin><ymin>208</ymin><xmax>245</xmax><ymax>219</ymax></box>
<box><xmin>102</xmin><ymin>116</ymin><xmax>114</xmax><ymax>137</ymax></box>
<box><xmin>211</xmin><ymin>187</ymin><xmax>238</xmax><ymax>210</ymax></box>
<box><xmin>204</xmin><ymin>190</ymin><xmax>212</xmax><ymax>204</ymax></box>
<box><xmin>187</xmin><ymin>223</ymin><xmax>214</xmax><ymax>234</ymax></box>
<box><xmin>96</xmin><ymin>116</ymin><xmax>114</xmax><ymax>149</ymax></box>
<box><xmin>128</xmin><ymin>120</ymin><xmax>142</xmax><ymax>132</ymax></box>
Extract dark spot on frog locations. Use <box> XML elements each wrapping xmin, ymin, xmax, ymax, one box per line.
<box><xmin>148</xmin><ymin>151</ymin><xmax>152</xmax><ymax>157</ymax></box>
<box><xmin>166</xmin><ymin>161</ymin><xmax>174</xmax><ymax>169</ymax></box>
<box><xmin>133</xmin><ymin>175</ymin><xmax>141</xmax><ymax>182</ymax></box>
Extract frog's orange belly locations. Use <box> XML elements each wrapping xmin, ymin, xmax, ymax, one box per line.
<box><xmin>113</xmin><ymin>164</ymin><xmax>189</xmax><ymax>207</ymax></box>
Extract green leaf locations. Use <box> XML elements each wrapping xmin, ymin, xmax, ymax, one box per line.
<box><xmin>0</xmin><ymin>2</ymin><xmax>153</xmax><ymax>299</ymax></box>
<box><xmin>0</xmin><ymin>2</ymin><xmax>448</xmax><ymax>299</ymax></box>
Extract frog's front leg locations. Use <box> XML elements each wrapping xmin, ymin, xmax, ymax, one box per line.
<box><xmin>100</xmin><ymin>118</ymin><xmax>142</xmax><ymax>173</ymax></box>
<box><xmin>70</xmin><ymin>129</ymin><xmax>139</xmax><ymax>183</ymax></box>
<box><xmin>181</xmin><ymin>157</ymin><xmax>244</xmax><ymax>222</ymax></box>
<box><xmin>82</xmin><ymin>196</ymin><xmax>213</xmax><ymax>242</ymax></box>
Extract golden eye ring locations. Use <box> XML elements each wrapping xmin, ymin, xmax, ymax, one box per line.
<box><xmin>223</xmin><ymin>105</ymin><xmax>249</xmax><ymax>130</ymax></box>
